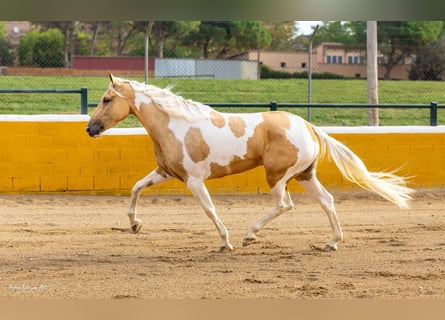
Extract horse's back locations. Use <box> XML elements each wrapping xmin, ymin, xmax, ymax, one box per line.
<box><xmin>170</xmin><ymin>110</ymin><xmax>318</xmax><ymax>181</ymax></box>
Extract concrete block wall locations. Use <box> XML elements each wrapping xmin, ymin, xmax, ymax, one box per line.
<box><xmin>1</xmin><ymin>115</ymin><xmax>444</xmax><ymax>194</ymax></box>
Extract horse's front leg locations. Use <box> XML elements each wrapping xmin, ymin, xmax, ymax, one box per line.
<box><xmin>186</xmin><ymin>177</ymin><xmax>233</xmax><ymax>252</ymax></box>
<box><xmin>128</xmin><ymin>167</ymin><xmax>173</xmax><ymax>233</ymax></box>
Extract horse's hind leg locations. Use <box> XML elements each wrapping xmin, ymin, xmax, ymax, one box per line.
<box><xmin>243</xmin><ymin>181</ymin><xmax>293</xmax><ymax>246</ymax></box>
<box><xmin>186</xmin><ymin>177</ymin><xmax>233</xmax><ymax>252</ymax></box>
<box><xmin>299</xmin><ymin>176</ymin><xmax>343</xmax><ymax>251</ymax></box>
<box><xmin>127</xmin><ymin>167</ymin><xmax>173</xmax><ymax>233</ymax></box>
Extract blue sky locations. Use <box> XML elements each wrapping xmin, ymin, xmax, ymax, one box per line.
<box><xmin>296</xmin><ymin>21</ymin><xmax>322</xmax><ymax>35</ymax></box>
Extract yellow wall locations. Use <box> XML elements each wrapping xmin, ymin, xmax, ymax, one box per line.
<box><xmin>1</xmin><ymin>116</ymin><xmax>444</xmax><ymax>195</ymax></box>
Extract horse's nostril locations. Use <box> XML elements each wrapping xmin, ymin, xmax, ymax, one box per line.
<box><xmin>86</xmin><ymin>120</ymin><xmax>104</xmax><ymax>137</ymax></box>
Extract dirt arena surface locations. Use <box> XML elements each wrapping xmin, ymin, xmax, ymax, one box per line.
<box><xmin>0</xmin><ymin>191</ymin><xmax>444</xmax><ymax>299</ymax></box>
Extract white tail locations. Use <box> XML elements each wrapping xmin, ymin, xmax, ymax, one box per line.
<box><xmin>312</xmin><ymin>126</ymin><xmax>414</xmax><ymax>209</ymax></box>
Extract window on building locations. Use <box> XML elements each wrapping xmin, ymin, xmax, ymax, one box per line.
<box><xmin>327</xmin><ymin>55</ymin><xmax>342</xmax><ymax>64</ymax></box>
<box><xmin>348</xmin><ymin>56</ymin><xmax>364</xmax><ymax>64</ymax></box>
<box><xmin>280</xmin><ymin>62</ymin><xmax>286</xmax><ymax>68</ymax></box>
<box><xmin>301</xmin><ymin>62</ymin><xmax>306</xmax><ymax>68</ymax></box>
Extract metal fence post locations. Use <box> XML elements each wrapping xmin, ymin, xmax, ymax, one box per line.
<box><xmin>430</xmin><ymin>101</ymin><xmax>437</xmax><ymax>126</ymax></box>
<box><xmin>307</xmin><ymin>24</ymin><xmax>319</xmax><ymax>123</ymax></box>
<box><xmin>80</xmin><ymin>87</ymin><xmax>88</xmax><ymax>115</ymax></box>
<box><xmin>270</xmin><ymin>101</ymin><xmax>277</xmax><ymax>111</ymax></box>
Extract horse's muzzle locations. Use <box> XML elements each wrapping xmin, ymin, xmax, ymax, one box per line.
<box><xmin>86</xmin><ymin>119</ymin><xmax>104</xmax><ymax>138</ymax></box>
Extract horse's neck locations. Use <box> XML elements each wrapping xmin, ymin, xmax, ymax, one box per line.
<box><xmin>137</xmin><ymin>102</ymin><xmax>172</xmax><ymax>141</ymax></box>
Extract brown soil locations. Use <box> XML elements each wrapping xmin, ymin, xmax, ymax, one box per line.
<box><xmin>0</xmin><ymin>191</ymin><xmax>444</xmax><ymax>299</ymax></box>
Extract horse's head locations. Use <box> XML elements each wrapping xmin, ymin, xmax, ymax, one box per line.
<box><xmin>86</xmin><ymin>73</ymin><xmax>134</xmax><ymax>137</ymax></box>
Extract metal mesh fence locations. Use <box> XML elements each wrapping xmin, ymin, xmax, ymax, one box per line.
<box><xmin>1</xmin><ymin>54</ymin><xmax>444</xmax><ymax>100</ymax></box>
<box><xmin>1</xmin><ymin>21</ymin><xmax>445</xmax><ymax>125</ymax></box>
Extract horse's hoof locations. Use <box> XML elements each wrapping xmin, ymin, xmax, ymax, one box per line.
<box><xmin>242</xmin><ymin>237</ymin><xmax>257</xmax><ymax>247</ymax></box>
<box><xmin>219</xmin><ymin>245</ymin><xmax>234</xmax><ymax>253</ymax></box>
<box><xmin>131</xmin><ymin>223</ymin><xmax>142</xmax><ymax>234</ymax></box>
<box><xmin>323</xmin><ymin>244</ymin><xmax>337</xmax><ymax>252</ymax></box>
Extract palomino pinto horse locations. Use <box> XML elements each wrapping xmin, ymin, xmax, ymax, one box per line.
<box><xmin>86</xmin><ymin>74</ymin><xmax>414</xmax><ymax>252</ymax></box>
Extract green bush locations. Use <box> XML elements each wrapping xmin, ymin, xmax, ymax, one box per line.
<box><xmin>409</xmin><ymin>37</ymin><xmax>445</xmax><ymax>81</ymax></box>
<box><xmin>33</xmin><ymin>29</ymin><xmax>64</xmax><ymax>67</ymax></box>
<box><xmin>18</xmin><ymin>30</ymin><xmax>37</xmax><ymax>66</ymax></box>
<box><xmin>0</xmin><ymin>38</ymin><xmax>14</xmax><ymax>66</ymax></box>
<box><xmin>18</xmin><ymin>29</ymin><xmax>64</xmax><ymax>67</ymax></box>
<box><xmin>260</xmin><ymin>64</ymin><xmax>346</xmax><ymax>79</ymax></box>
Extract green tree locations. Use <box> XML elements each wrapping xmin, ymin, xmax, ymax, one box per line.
<box><xmin>18</xmin><ymin>29</ymin><xmax>64</xmax><ymax>67</ymax></box>
<box><xmin>38</xmin><ymin>22</ymin><xmax>78</xmax><ymax>67</ymax></box>
<box><xmin>185</xmin><ymin>21</ymin><xmax>270</xmax><ymax>59</ymax></box>
<box><xmin>112</xmin><ymin>21</ymin><xmax>141</xmax><ymax>56</ymax></box>
<box><xmin>309</xmin><ymin>21</ymin><xmax>444</xmax><ymax>80</ymax></box>
<box><xmin>38</xmin><ymin>21</ymin><xmax>146</xmax><ymax>58</ymax></box>
<box><xmin>150</xmin><ymin>21</ymin><xmax>200</xmax><ymax>58</ymax></box>
<box><xmin>0</xmin><ymin>38</ymin><xmax>14</xmax><ymax>66</ymax></box>
<box><xmin>94</xmin><ymin>21</ymin><xmax>147</xmax><ymax>56</ymax></box>
<box><xmin>313</xmin><ymin>21</ymin><xmax>359</xmax><ymax>46</ymax></box>
<box><xmin>86</xmin><ymin>21</ymin><xmax>101</xmax><ymax>55</ymax></box>
<box><xmin>33</xmin><ymin>29</ymin><xmax>64</xmax><ymax>67</ymax></box>
<box><xmin>409</xmin><ymin>36</ymin><xmax>445</xmax><ymax>80</ymax></box>
<box><xmin>17</xmin><ymin>30</ymin><xmax>38</xmax><ymax>66</ymax></box>
<box><xmin>264</xmin><ymin>21</ymin><xmax>297</xmax><ymax>50</ymax></box>
<box><xmin>0</xmin><ymin>23</ymin><xmax>14</xmax><ymax>66</ymax></box>
<box><xmin>74</xmin><ymin>24</ymin><xmax>92</xmax><ymax>56</ymax></box>
<box><xmin>84</xmin><ymin>21</ymin><xmax>114</xmax><ymax>56</ymax></box>
<box><xmin>186</xmin><ymin>21</ymin><xmax>232</xmax><ymax>59</ymax></box>
<box><xmin>345</xmin><ymin>21</ymin><xmax>367</xmax><ymax>44</ymax></box>
<box><xmin>378</xmin><ymin>21</ymin><xmax>443</xmax><ymax>79</ymax></box>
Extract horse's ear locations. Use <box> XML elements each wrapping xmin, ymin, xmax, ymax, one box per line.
<box><xmin>108</xmin><ymin>72</ymin><xmax>115</xmax><ymax>84</ymax></box>
<box><xmin>108</xmin><ymin>72</ymin><xmax>122</xmax><ymax>87</ymax></box>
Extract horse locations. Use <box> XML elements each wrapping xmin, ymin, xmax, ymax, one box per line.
<box><xmin>86</xmin><ymin>73</ymin><xmax>414</xmax><ymax>252</ymax></box>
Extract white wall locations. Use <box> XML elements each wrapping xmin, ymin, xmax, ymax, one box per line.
<box><xmin>154</xmin><ymin>58</ymin><xmax>258</xmax><ymax>79</ymax></box>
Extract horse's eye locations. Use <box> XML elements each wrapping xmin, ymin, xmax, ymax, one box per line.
<box><xmin>103</xmin><ymin>97</ymin><xmax>111</xmax><ymax>104</ymax></box>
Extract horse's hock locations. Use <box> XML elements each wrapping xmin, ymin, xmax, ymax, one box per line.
<box><xmin>0</xmin><ymin>115</ymin><xmax>445</xmax><ymax>194</ymax></box>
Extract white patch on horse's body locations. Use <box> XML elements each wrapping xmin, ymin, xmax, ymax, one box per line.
<box><xmin>127</xmin><ymin>79</ymin><xmax>211</xmax><ymax>120</ymax></box>
<box><xmin>133</xmin><ymin>87</ymin><xmax>152</xmax><ymax>110</ymax></box>
<box><xmin>86</xmin><ymin>73</ymin><xmax>415</xmax><ymax>252</ymax></box>
<box><xmin>168</xmin><ymin>112</ymin><xmax>264</xmax><ymax>180</ymax></box>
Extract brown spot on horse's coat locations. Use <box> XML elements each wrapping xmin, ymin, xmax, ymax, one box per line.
<box><xmin>141</xmin><ymin>103</ymin><xmax>188</xmax><ymax>182</ymax></box>
<box><xmin>250</xmin><ymin>112</ymin><xmax>299</xmax><ymax>188</ymax></box>
<box><xmin>210</xmin><ymin>156</ymin><xmax>261</xmax><ymax>179</ymax></box>
<box><xmin>210</xmin><ymin>111</ymin><xmax>225</xmax><ymax>128</ymax></box>
<box><xmin>184</xmin><ymin>127</ymin><xmax>210</xmax><ymax>163</ymax></box>
<box><xmin>228</xmin><ymin>116</ymin><xmax>246</xmax><ymax>138</ymax></box>
<box><xmin>296</xmin><ymin>160</ymin><xmax>316</xmax><ymax>181</ymax></box>
<box><xmin>208</xmin><ymin>112</ymin><xmax>299</xmax><ymax>188</ymax></box>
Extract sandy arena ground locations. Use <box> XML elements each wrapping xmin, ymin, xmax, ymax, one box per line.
<box><xmin>0</xmin><ymin>191</ymin><xmax>444</xmax><ymax>299</ymax></box>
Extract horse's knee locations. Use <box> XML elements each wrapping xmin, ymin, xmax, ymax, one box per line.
<box><xmin>277</xmin><ymin>201</ymin><xmax>293</xmax><ymax>214</ymax></box>
<box><xmin>132</xmin><ymin>180</ymin><xmax>151</xmax><ymax>195</ymax></box>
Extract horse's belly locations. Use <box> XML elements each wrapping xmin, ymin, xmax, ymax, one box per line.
<box><xmin>207</xmin><ymin>157</ymin><xmax>262</xmax><ymax>179</ymax></box>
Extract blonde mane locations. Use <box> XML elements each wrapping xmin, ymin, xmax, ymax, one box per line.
<box><xmin>121</xmin><ymin>78</ymin><xmax>213</xmax><ymax>121</ymax></box>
